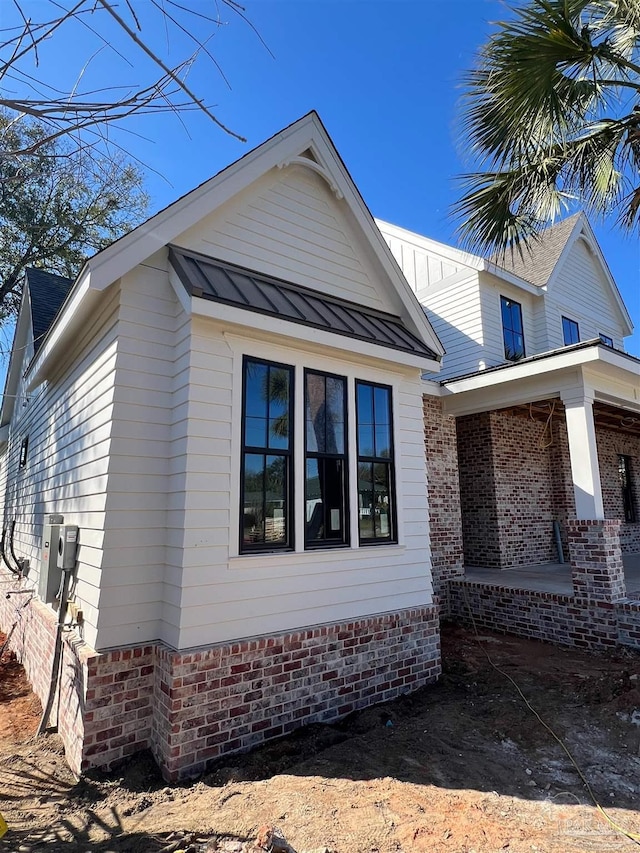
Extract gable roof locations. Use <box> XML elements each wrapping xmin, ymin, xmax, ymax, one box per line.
<box><xmin>170</xmin><ymin>247</ymin><xmax>439</xmax><ymax>360</ymax></box>
<box><xmin>27</xmin><ymin>111</ymin><xmax>443</xmax><ymax>385</ymax></box>
<box><xmin>25</xmin><ymin>268</ymin><xmax>73</xmax><ymax>353</ymax></box>
<box><xmin>493</xmin><ymin>213</ymin><xmax>581</xmax><ymax>288</ymax></box>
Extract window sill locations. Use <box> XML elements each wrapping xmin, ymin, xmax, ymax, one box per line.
<box><xmin>229</xmin><ymin>543</ymin><xmax>406</xmax><ymax>570</ymax></box>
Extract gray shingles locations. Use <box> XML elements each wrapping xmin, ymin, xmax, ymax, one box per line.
<box><xmin>25</xmin><ymin>268</ymin><xmax>73</xmax><ymax>353</ymax></box>
<box><xmin>169</xmin><ymin>246</ymin><xmax>437</xmax><ymax>360</ymax></box>
<box><xmin>492</xmin><ymin>213</ymin><xmax>581</xmax><ymax>287</ymax></box>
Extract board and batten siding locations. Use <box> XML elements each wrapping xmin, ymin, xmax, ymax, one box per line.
<box><xmin>169</xmin><ymin>317</ymin><xmax>433</xmax><ymax>650</ymax></box>
<box><xmin>0</xmin><ymin>286</ymin><xmax>121</xmax><ymax>650</ymax></box>
<box><xmin>174</xmin><ymin>165</ymin><xmax>398</xmax><ymax>315</ymax></box>
<box><xmin>544</xmin><ymin>238</ymin><xmax>627</xmax><ymax>350</ymax></box>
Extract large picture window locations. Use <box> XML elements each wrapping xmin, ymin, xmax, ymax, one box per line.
<box><xmin>500</xmin><ymin>296</ymin><xmax>525</xmax><ymax>361</ymax></box>
<box><xmin>304</xmin><ymin>371</ymin><xmax>348</xmax><ymax>547</ymax></box>
<box><xmin>241</xmin><ymin>357</ymin><xmax>293</xmax><ymax>552</ymax></box>
<box><xmin>356</xmin><ymin>381</ymin><xmax>396</xmax><ymax>544</ymax></box>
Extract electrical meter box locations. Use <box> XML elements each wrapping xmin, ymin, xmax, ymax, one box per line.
<box><xmin>39</xmin><ymin>514</ymin><xmax>64</xmax><ymax>603</ymax></box>
<box><xmin>57</xmin><ymin>525</ymin><xmax>79</xmax><ymax>570</ymax></box>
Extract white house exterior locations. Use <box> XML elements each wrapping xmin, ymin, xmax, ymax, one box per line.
<box><xmin>382</xmin><ymin>215</ymin><xmax>640</xmax><ymax>627</ymax></box>
<box><xmin>0</xmin><ymin>114</ymin><xmax>445</xmax><ymax>780</ymax></box>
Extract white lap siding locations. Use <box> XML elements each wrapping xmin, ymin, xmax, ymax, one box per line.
<box><xmin>172</xmin><ymin>319</ymin><xmax>433</xmax><ymax>650</ymax></box>
<box><xmin>2</xmin><ymin>286</ymin><xmax>121</xmax><ymax>649</ymax></box>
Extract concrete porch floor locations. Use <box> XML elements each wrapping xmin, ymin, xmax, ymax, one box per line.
<box><xmin>464</xmin><ymin>553</ymin><xmax>640</xmax><ymax>598</ymax></box>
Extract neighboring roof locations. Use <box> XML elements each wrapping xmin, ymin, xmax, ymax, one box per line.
<box><xmin>169</xmin><ymin>247</ymin><xmax>439</xmax><ymax>360</ymax></box>
<box><xmin>25</xmin><ymin>268</ymin><xmax>73</xmax><ymax>353</ymax></box>
<box><xmin>492</xmin><ymin>213</ymin><xmax>582</xmax><ymax>288</ymax></box>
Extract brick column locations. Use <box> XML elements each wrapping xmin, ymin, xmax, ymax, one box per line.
<box><xmin>568</xmin><ymin>519</ymin><xmax>626</xmax><ymax>602</ymax></box>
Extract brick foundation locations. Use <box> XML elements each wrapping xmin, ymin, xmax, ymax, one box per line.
<box><xmin>568</xmin><ymin>519</ymin><xmax>626</xmax><ymax>602</ymax></box>
<box><xmin>423</xmin><ymin>395</ymin><xmax>464</xmax><ymax>611</ymax></box>
<box><xmin>0</xmin><ymin>573</ymin><xmax>440</xmax><ymax>781</ymax></box>
<box><xmin>449</xmin><ymin>579</ymin><xmax>640</xmax><ymax>651</ymax></box>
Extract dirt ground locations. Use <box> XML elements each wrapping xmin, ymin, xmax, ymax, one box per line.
<box><xmin>2</xmin><ymin>623</ymin><xmax>640</xmax><ymax>853</ymax></box>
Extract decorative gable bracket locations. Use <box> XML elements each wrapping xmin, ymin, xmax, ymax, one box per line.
<box><xmin>277</xmin><ymin>148</ymin><xmax>344</xmax><ymax>199</ymax></box>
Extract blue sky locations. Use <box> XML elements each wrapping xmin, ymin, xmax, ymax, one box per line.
<box><xmin>6</xmin><ymin>0</ymin><xmax>640</xmax><ymax>354</ymax></box>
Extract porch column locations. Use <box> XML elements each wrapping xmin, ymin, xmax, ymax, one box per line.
<box><xmin>567</xmin><ymin>519</ymin><xmax>626</xmax><ymax>602</ymax></box>
<box><xmin>561</xmin><ymin>390</ymin><xmax>604</xmax><ymax>520</ymax></box>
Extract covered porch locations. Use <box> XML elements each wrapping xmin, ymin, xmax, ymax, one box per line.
<box><xmin>465</xmin><ymin>552</ymin><xmax>640</xmax><ymax>600</ymax></box>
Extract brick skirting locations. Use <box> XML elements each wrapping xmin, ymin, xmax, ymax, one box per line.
<box><xmin>449</xmin><ymin>579</ymin><xmax>640</xmax><ymax>650</ymax></box>
<box><xmin>0</xmin><ymin>578</ymin><xmax>440</xmax><ymax>781</ymax></box>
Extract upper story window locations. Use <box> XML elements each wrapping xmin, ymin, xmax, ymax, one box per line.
<box><xmin>356</xmin><ymin>381</ymin><xmax>396</xmax><ymax>544</ymax></box>
<box><xmin>562</xmin><ymin>316</ymin><xmax>580</xmax><ymax>346</ymax></box>
<box><xmin>619</xmin><ymin>455</ymin><xmax>636</xmax><ymax>523</ymax></box>
<box><xmin>305</xmin><ymin>370</ymin><xmax>348</xmax><ymax>548</ymax></box>
<box><xmin>241</xmin><ymin>357</ymin><xmax>294</xmax><ymax>553</ymax></box>
<box><xmin>500</xmin><ymin>296</ymin><xmax>525</xmax><ymax>361</ymax></box>
<box><xmin>599</xmin><ymin>333</ymin><xmax>614</xmax><ymax>348</ymax></box>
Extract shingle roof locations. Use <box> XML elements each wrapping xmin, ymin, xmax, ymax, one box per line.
<box><xmin>169</xmin><ymin>246</ymin><xmax>438</xmax><ymax>360</ymax></box>
<box><xmin>25</xmin><ymin>268</ymin><xmax>73</xmax><ymax>353</ymax></box>
<box><xmin>492</xmin><ymin>213</ymin><xmax>581</xmax><ymax>287</ymax></box>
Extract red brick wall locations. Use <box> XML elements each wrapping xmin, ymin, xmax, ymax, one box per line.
<box><xmin>449</xmin><ymin>578</ymin><xmax>640</xmax><ymax>650</ymax></box>
<box><xmin>423</xmin><ymin>395</ymin><xmax>464</xmax><ymax>608</ymax></box>
<box><xmin>457</xmin><ymin>408</ymin><xmax>567</xmax><ymax>568</ymax></box>
<box><xmin>0</xmin><ymin>569</ymin><xmax>94</xmax><ymax>772</ymax></box>
<box><xmin>0</xmin><ymin>577</ymin><xmax>441</xmax><ymax>782</ymax></box>
<box><xmin>595</xmin><ymin>426</ymin><xmax>640</xmax><ymax>552</ymax></box>
<box><xmin>457</xmin><ymin>412</ymin><xmax>501</xmax><ymax>567</ymax></box>
<box><xmin>150</xmin><ymin>606</ymin><xmax>441</xmax><ymax>781</ymax></box>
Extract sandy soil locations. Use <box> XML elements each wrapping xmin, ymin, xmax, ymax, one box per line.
<box><xmin>2</xmin><ymin>623</ymin><xmax>640</xmax><ymax>852</ymax></box>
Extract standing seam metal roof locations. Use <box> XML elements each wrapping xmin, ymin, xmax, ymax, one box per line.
<box><xmin>169</xmin><ymin>246</ymin><xmax>438</xmax><ymax>360</ymax></box>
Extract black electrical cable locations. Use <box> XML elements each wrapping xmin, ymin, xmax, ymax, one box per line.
<box><xmin>0</xmin><ymin>524</ymin><xmax>20</xmax><ymax>575</ymax></box>
<box><xmin>37</xmin><ymin>567</ymin><xmax>71</xmax><ymax>736</ymax></box>
<box><xmin>9</xmin><ymin>519</ymin><xmax>23</xmax><ymax>575</ymax></box>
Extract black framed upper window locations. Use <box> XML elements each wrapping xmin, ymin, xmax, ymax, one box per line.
<box><xmin>356</xmin><ymin>381</ymin><xmax>396</xmax><ymax>544</ymax></box>
<box><xmin>241</xmin><ymin>357</ymin><xmax>294</xmax><ymax>553</ymax></box>
<box><xmin>500</xmin><ymin>296</ymin><xmax>525</xmax><ymax>361</ymax></box>
<box><xmin>599</xmin><ymin>333</ymin><xmax>614</xmax><ymax>348</ymax></box>
<box><xmin>304</xmin><ymin>371</ymin><xmax>348</xmax><ymax>547</ymax></box>
<box><xmin>619</xmin><ymin>455</ymin><xmax>636</xmax><ymax>523</ymax></box>
<box><xmin>562</xmin><ymin>316</ymin><xmax>580</xmax><ymax>346</ymax></box>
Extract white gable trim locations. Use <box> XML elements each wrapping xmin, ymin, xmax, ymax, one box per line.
<box><xmin>546</xmin><ymin>213</ymin><xmax>633</xmax><ymax>336</ymax></box>
<box><xmin>26</xmin><ymin>113</ymin><xmax>444</xmax><ymax>380</ymax></box>
<box><xmin>1</xmin><ymin>285</ymin><xmax>33</xmax><ymax>428</ymax></box>
<box><xmin>377</xmin><ymin>218</ymin><xmax>542</xmax><ymax>296</ymax></box>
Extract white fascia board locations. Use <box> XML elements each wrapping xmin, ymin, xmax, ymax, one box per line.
<box><xmin>192</xmin><ymin>298</ymin><xmax>441</xmax><ymax>373</ymax></box>
<box><xmin>25</xmin><ymin>274</ymin><xmax>93</xmax><ymax>388</ymax></box>
<box><xmin>443</xmin><ymin>343</ymin><xmax>640</xmax><ymax>416</ymax></box>
<box><xmin>480</xmin><ymin>264</ymin><xmax>545</xmax><ymax>296</ymax></box>
<box><xmin>0</xmin><ymin>287</ymin><xmax>32</xmax><ymax>427</ymax></box>
<box><xmin>547</xmin><ymin>214</ymin><xmax>634</xmax><ymax>335</ymax></box>
<box><xmin>444</xmin><ymin>346</ymin><xmax>604</xmax><ymax>395</ymax></box>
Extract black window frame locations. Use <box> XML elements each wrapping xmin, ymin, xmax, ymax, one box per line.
<box><xmin>19</xmin><ymin>436</ymin><xmax>28</xmax><ymax>469</ymax></box>
<box><xmin>562</xmin><ymin>316</ymin><xmax>580</xmax><ymax>346</ymax></box>
<box><xmin>355</xmin><ymin>380</ymin><xmax>397</xmax><ymax>546</ymax></box>
<box><xmin>304</xmin><ymin>369</ymin><xmax>349</xmax><ymax>549</ymax></box>
<box><xmin>599</xmin><ymin>333</ymin><xmax>614</xmax><ymax>348</ymax></box>
<box><xmin>500</xmin><ymin>296</ymin><xmax>526</xmax><ymax>361</ymax></box>
<box><xmin>619</xmin><ymin>454</ymin><xmax>636</xmax><ymax>523</ymax></box>
<box><xmin>240</xmin><ymin>356</ymin><xmax>294</xmax><ymax>554</ymax></box>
